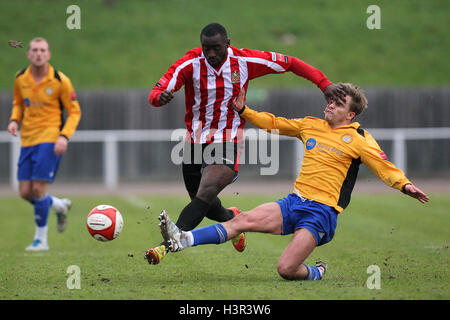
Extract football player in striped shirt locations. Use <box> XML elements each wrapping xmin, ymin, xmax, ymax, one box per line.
<box><xmin>145</xmin><ymin>23</ymin><xmax>346</xmax><ymax>264</ymax></box>
<box><xmin>7</xmin><ymin>38</ymin><xmax>82</xmax><ymax>251</ymax></box>
<box><xmin>157</xmin><ymin>84</ymin><xmax>429</xmax><ymax>280</ymax></box>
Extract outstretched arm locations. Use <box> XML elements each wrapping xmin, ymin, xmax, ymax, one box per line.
<box><xmin>287</xmin><ymin>56</ymin><xmax>346</xmax><ymax>104</ymax></box>
<box><xmin>360</xmin><ymin>130</ymin><xmax>430</xmax><ymax>204</ymax></box>
<box><xmin>232</xmin><ymin>89</ymin><xmax>303</xmax><ymax>137</ymax></box>
<box><xmin>243</xmin><ymin>49</ymin><xmax>346</xmax><ymax>104</ymax></box>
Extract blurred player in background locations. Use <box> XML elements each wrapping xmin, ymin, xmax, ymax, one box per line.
<box><xmin>158</xmin><ymin>84</ymin><xmax>429</xmax><ymax>280</ymax></box>
<box><xmin>7</xmin><ymin>37</ymin><xmax>82</xmax><ymax>251</ymax></box>
<box><xmin>145</xmin><ymin>22</ymin><xmax>346</xmax><ymax>264</ymax></box>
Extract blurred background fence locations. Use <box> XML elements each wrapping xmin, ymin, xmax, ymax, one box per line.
<box><xmin>1</xmin><ymin>88</ymin><xmax>449</xmax><ymax>189</ymax></box>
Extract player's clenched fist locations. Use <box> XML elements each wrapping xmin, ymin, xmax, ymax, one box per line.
<box><xmin>158</xmin><ymin>90</ymin><xmax>175</xmax><ymax>105</ymax></box>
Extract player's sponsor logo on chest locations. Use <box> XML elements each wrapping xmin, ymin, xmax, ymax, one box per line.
<box><xmin>22</xmin><ymin>97</ymin><xmax>48</xmax><ymax>108</ymax></box>
<box><xmin>316</xmin><ymin>142</ymin><xmax>344</xmax><ymax>157</ymax></box>
<box><xmin>306</xmin><ymin>137</ymin><xmax>344</xmax><ymax>157</ymax></box>
<box><xmin>305</xmin><ymin>138</ymin><xmax>316</xmax><ymax>150</ymax></box>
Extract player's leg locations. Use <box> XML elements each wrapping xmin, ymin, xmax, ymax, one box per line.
<box><xmin>160</xmin><ymin>200</ymin><xmax>328</xmax><ymax>280</ymax></box>
<box><xmin>182</xmin><ymin>163</ymin><xmax>234</xmax><ymax>222</ymax></box>
<box><xmin>17</xmin><ymin>146</ymin><xmax>34</xmax><ymax>203</ymax></box>
<box><xmin>34</xmin><ymin>143</ymin><xmax>71</xmax><ymax>232</ymax></box>
<box><xmin>177</xmin><ymin>142</ymin><xmax>237</xmax><ymax>228</ymax></box>
<box><xmin>17</xmin><ymin>145</ymin><xmax>49</xmax><ymax>251</ymax></box>
<box><xmin>181</xmin><ymin>145</ymin><xmax>245</xmax><ymax>251</ymax></box>
<box><xmin>145</xmin><ymin>161</ymin><xmax>203</xmax><ymax>264</ymax></box>
<box><xmin>145</xmin><ymin>143</ymin><xmax>237</xmax><ymax>264</ymax></box>
<box><xmin>204</xmin><ymin>142</ymin><xmax>243</xmax><ymax>223</ymax></box>
<box><xmin>18</xmin><ymin>179</ymin><xmax>49</xmax><ymax>251</ymax></box>
<box><xmin>18</xmin><ymin>180</ymin><xmax>33</xmax><ymax>202</ymax></box>
<box><xmin>276</xmin><ymin>228</ymin><xmax>323</xmax><ymax>280</ymax></box>
<box><xmin>182</xmin><ymin>163</ymin><xmax>202</xmax><ymax>201</ymax></box>
<box><xmin>182</xmin><ymin>163</ymin><xmax>246</xmax><ymax>252</ymax></box>
<box><xmin>51</xmin><ymin>196</ymin><xmax>72</xmax><ymax>232</ymax></box>
<box><xmin>275</xmin><ymin>194</ymin><xmax>336</xmax><ymax>280</ymax></box>
<box><xmin>25</xmin><ymin>179</ymin><xmax>52</xmax><ymax>251</ymax></box>
<box><xmin>25</xmin><ymin>143</ymin><xmax>70</xmax><ymax>251</ymax></box>
<box><xmin>182</xmin><ymin>162</ymin><xmax>235</xmax><ymax>224</ymax></box>
<box><xmin>175</xmin><ymin>162</ymin><xmax>210</xmax><ymax>230</ymax></box>
<box><xmin>175</xmin><ymin>164</ymin><xmax>235</xmax><ymax>230</ymax></box>
<box><xmin>195</xmin><ymin>163</ymin><xmax>235</xmax><ymax>202</ymax></box>
<box><xmin>159</xmin><ymin>202</ymin><xmax>282</xmax><ymax>251</ymax></box>
<box><xmin>222</xmin><ymin>202</ymin><xmax>283</xmax><ymax>237</ymax></box>
<box><xmin>145</xmin><ymin>162</ymin><xmax>237</xmax><ymax>264</ymax></box>
<box><xmin>31</xmin><ymin>179</ymin><xmax>48</xmax><ymax>198</ymax></box>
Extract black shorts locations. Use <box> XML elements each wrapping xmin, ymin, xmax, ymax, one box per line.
<box><xmin>182</xmin><ymin>141</ymin><xmax>243</xmax><ymax>172</ymax></box>
<box><xmin>182</xmin><ymin>142</ymin><xmax>242</xmax><ymax>195</ymax></box>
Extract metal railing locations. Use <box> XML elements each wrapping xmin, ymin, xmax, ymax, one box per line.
<box><xmin>1</xmin><ymin>127</ymin><xmax>450</xmax><ymax>190</ymax></box>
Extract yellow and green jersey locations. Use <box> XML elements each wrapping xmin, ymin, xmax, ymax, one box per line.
<box><xmin>240</xmin><ymin>106</ymin><xmax>411</xmax><ymax>213</ymax></box>
<box><xmin>10</xmin><ymin>64</ymin><xmax>81</xmax><ymax>147</ymax></box>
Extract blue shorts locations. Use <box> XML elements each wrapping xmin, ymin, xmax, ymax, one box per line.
<box><xmin>276</xmin><ymin>193</ymin><xmax>338</xmax><ymax>246</ymax></box>
<box><xmin>17</xmin><ymin>143</ymin><xmax>62</xmax><ymax>183</ymax></box>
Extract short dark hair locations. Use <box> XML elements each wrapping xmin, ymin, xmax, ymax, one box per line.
<box><xmin>200</xmin><ymin>23</ymin><xmax>228</xmax><ymax>40</ymax></box>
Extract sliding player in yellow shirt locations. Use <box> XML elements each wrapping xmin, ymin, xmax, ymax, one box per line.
<box><xmin>7</xmin><ymin>38</ymin><xmax>81</xmax><ymax>251</ymax></box>
<box><xmin>156</xmin><ymin>83</ymin><xmax>429</xmax><ymax>280</ymax></box>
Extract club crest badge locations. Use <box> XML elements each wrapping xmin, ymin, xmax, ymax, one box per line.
<box><xmin>231</xmin><ymin>70</ymin><xmax>240</xmax><ymax>83</ymax></box>
<box><xmin>341</xmin><ymin>134</ymin><xmax>353</xmax><ymax>144</ymax></box>
<box><xmin>46</xmin><ymin>87</ymin><xmax>53</xmax><ymax>95</ymax></box>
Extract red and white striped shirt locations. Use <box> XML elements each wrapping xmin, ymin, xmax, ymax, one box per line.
<box><xmin>149</xmin><ymin>46</ymin><xmax>332</xmax><ymax>143</ymax></box>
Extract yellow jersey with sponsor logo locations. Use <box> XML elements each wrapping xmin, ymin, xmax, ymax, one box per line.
<box><xmin>10</xmin><ymin>64</ymin><xmax>81</xmax><ymax>147</ymax></box>
<box><xmin>240</xmin><ymin>106</ymin><xmax>411</xmax><ymax>213</ymax></box>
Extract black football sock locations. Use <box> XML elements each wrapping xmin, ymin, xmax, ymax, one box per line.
<box><xmin>205</xmin><ymin>197</ymin><xmax>234</xmax><ymax>222</ymax></box>
<box><xmin>175</xmin><ymin>197</ymin><xmax>211</xmax><ymax>231</ymax></box>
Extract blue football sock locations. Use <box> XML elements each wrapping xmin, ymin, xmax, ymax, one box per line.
<box><xmin>192</xmin><ymin>224</ymin><xmax>228</xmax><ymax>246</ymax></box>
<box><xmin>33</xmin><ymin>195</ymin><xmax>53</xmax><ymax>227</ymax></box>
<box><xmin>304</xmin><ymin>264</ymin><xmax>323</xmax><ymax>280</ymax></box>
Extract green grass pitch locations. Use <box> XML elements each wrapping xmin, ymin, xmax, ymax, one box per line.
<box><xmin>0</xmin><ymin>193</ymin><xmax>448</xmax><ymax>300</ymax></box>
